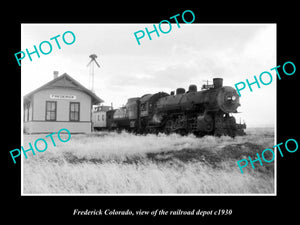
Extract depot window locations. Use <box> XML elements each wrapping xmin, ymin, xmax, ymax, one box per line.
<box><xmin>45</xmin><ymin>101</ymin><xmax>57</xmax><ymax>121</ymax></box>
<box><xmin>70</xmin><ymin>102</ymin><xmax>80</xmax><ymax>121</ymax></box>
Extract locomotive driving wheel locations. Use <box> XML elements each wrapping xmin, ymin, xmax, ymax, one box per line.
<box><xmin>164</xmin><ymin>119</ymin><xmax>174</xmax><ymax>134</ymax></box>
<box><xmin>175</xmin><ymin>128</ymin><xmax>188</xmax><ymax>136</ymax></box>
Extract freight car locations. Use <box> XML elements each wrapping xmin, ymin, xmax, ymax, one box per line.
<box><xmin>92</xmin><ymin>78</ymin><xmax>246</xmax><ymax>137</ymax></box>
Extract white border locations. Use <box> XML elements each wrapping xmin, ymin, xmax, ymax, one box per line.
<box><xmin>21</xmin><ymin>23</ymin><xmax>277</xmax><ymax>196</ymax></box>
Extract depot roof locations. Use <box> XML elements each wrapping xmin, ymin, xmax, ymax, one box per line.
<box><xmin>23</xmin><ymin>73</ymin><xmax>103</xmax><ymax>105</ymax></box>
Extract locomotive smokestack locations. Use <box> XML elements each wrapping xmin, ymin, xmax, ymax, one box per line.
<box><xmin>213</xmin><ymin>78</ymin><xmax>223</xmax><ymax>88</ymax></box>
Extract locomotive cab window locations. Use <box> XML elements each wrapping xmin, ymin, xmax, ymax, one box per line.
<box><xmin>140</xmin><ymin>103</ymin><xmax>146</xmax><ymax>111</ymax></box>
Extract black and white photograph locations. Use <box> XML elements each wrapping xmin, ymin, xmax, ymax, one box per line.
<box><xmin>21</xmin><ymin>23</ymin><xmax>276</xmax><ymax>195</ymax></box>
<box><xmin>4</xmin><ymin>5</ymin><xmax>299</xmax><ymax>224</ymax></box>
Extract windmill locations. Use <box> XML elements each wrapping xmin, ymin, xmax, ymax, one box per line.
<box><xmin>87</xmin><ymin>54</ymin><xmax>100</xmax><ymax>92</ymax></box>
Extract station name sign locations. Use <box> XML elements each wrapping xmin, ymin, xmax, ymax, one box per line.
<box><xmin>50</xmin><ymin>94</ymin><xmax>76</xmax><ymax>100</ymax></box>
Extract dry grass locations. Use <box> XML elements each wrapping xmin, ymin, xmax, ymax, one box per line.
<box><xmin>22</xmin><ymin>127</ymin><xmax>275</xmax><ymax>194</ymax></box>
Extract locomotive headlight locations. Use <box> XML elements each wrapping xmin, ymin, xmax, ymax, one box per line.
<box><xmin>216</xmin><ymin>86</ymin><xmax>240</xmax><ymax>113</ymax></box>
<box><xmin>226</xmin><ymin>95</ymin><xmax>236</xmax><ymax>101</ymax></box>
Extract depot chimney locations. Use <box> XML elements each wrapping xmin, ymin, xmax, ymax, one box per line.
<box><xmin>53</xmin><ymin>71</ymin><xmax>59</xmax><ymax>79</ymax></box>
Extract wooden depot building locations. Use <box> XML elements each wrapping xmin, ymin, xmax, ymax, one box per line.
<box><xmin>23</xmin><ymin>72</ymin><xmax>103</xmax><ymax>133</ymax></box>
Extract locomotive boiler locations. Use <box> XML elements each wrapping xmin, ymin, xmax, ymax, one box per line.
<box><xmin>105</xmin><ymin>78</ymin><xmax>246</xmax><ymax>137</ymax></box>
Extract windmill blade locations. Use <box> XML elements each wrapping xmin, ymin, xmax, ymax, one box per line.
<box><xmin>87</xmin><ymin>59</ymin><xmax>93</xmax><ymax>67</ymax></box>
<box><xmin>94</xmin><ymin>59</ymin><xmax>101</xmax><ymax>68</ymax></box>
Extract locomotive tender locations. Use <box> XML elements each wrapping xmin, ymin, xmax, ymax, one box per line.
<box><xmin>93</xmin><ymin>78</ymin><xmax>246</xmax><ymax>137</ymax></box>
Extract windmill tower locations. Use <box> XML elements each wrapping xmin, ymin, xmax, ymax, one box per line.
<box><xmin>87</xmin><ymin>54</ymin><xmax>100</xmax><ymax>92</ymax></box>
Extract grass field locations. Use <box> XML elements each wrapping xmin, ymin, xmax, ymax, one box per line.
<box><xmin>22</xmin><ymin>127</ymin><xmax>275</xmax><ymax>194</ymax></box>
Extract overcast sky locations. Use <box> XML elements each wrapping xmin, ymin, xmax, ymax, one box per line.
<box><xmin>21</xmin><ymin>23</ymin><xmax>276</xmax><ymax>127</ymax></box>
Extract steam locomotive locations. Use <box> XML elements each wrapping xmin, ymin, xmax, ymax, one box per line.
<box><xmin>93</xmin><ymin>78</ymin><xmax>246</xmax><ymax>137</ymax></box>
